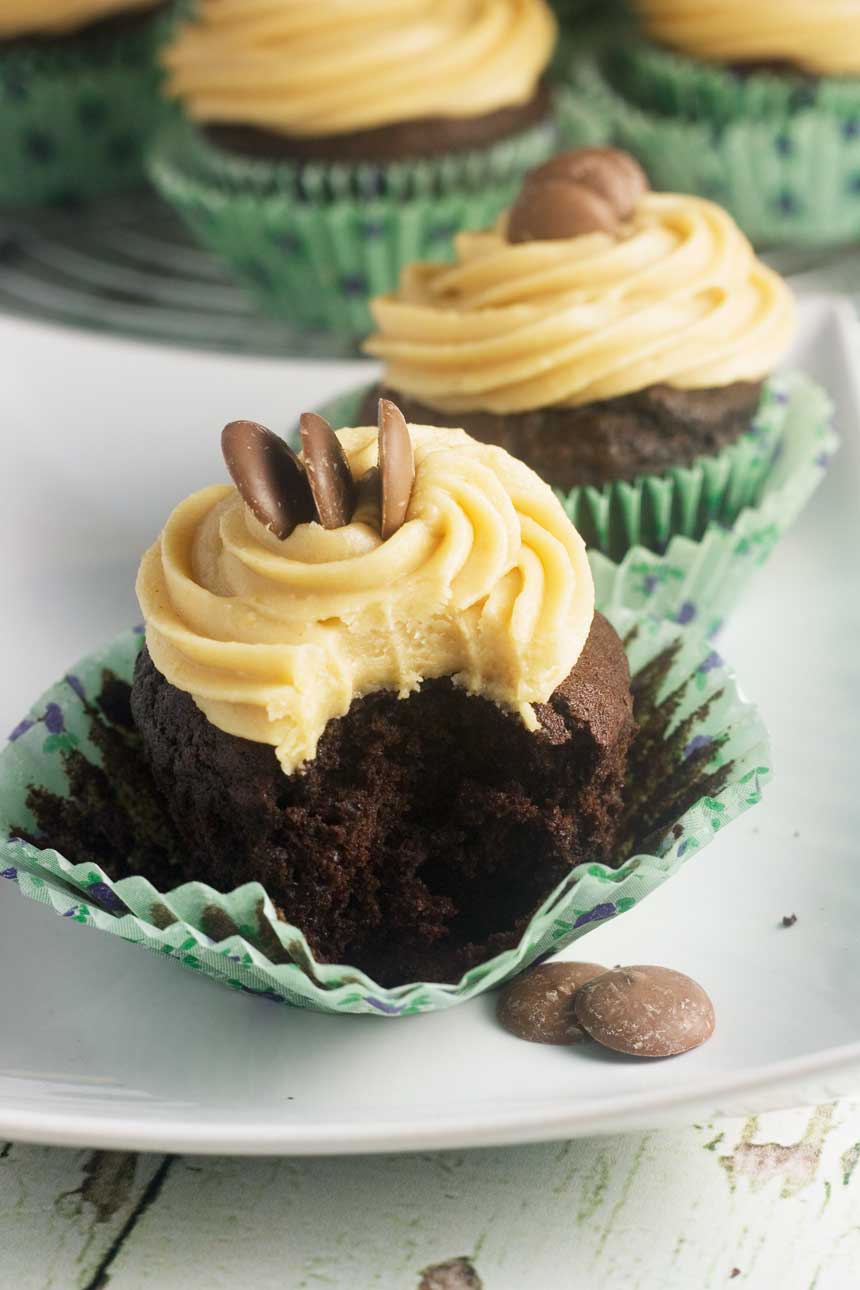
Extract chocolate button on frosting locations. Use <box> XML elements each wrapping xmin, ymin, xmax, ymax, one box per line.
<box><xmin>574</xmin><ymin>965</ymin><xmax>715</xmax><ymax>1058</ymax></box>
<box><xmin>507</xmin><ymin>146</ymin><xmax>650</xmax><ymax>244</ymax></box>
<box><xmin>497</xmin><ymin>961</ymin><xmax>607</xmax><ymax>1044</ymax></box>
<box><xmin>222</xmin><ymin>420</ymin><xmax>314</xmax><ymax>540</ymax></box>
<box><xmin>527</xmin><ymin>148</ymin><xmax>649</xmax><ymax>223</ymax></box>
<box><xmin>299</xmin><ymin>411</ymin><xmax>356</xmax><ymax>529</ymax></box>
<box><xmin>377</xmin><ymin>398</ymin><xmax>415</xmax><ymax>540</ymax></box>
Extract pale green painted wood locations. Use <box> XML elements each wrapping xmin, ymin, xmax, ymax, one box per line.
<box><xmin>3</xmin><ymin>1104</ymin><xmax>860</xmax><ymax>1289</ymax></box>
<box><xmin>0</xmin><ymin>1143</ymin><xmax>166</xmax><ymax>1290</ymax></box>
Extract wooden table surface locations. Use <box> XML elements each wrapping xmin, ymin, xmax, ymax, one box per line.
<box><xmin>4</xmin><ymin>1101</ymin><xmax>860</xmax><ymax>1289</ymax></box>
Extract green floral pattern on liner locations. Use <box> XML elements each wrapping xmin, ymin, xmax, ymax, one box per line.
<box><xmin>0</xmin><ymin>5</ymin><xmax>179</xmax><ymax>209</ymax></box>
<box><xmin>0</xmin><ymin>610</ymin><xmax>769</xmax><ymax>1017</ymax></box>
<box><xmin>147</xmin><ymin>113</ymin><xmax>558</xmax><ymax>340</ymax></box>
<box><xmin>559</xmin><ymin>55</ymin><xmax>860</xmax><ymax>247</ymax></box>
<box><xmin>317</xmin><ymin>370</ymin><xmax>835</xmax><ymax>633</ymax></box>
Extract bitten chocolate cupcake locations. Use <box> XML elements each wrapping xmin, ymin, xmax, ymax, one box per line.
<box><xmin>363</xmin><ymin>147</ymin><xmax>797</xmax><ymax>559</ymax></box>
<box><xmin>0</xmin><ymin>0</ymin><xmax>176</xmax><ymax>208</ymax></box>
<box><xmin>148</xmin><ymin>1</ymin><xmax>561</xmax><ymax>338</ymax></box>
<box><xmin>131</xmin><ymin>404</ymin><xmax>634</xmax><ymax>985</ymax></box>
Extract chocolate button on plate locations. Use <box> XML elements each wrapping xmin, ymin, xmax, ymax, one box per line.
<box><xmin>222</xmin><ymin>420</ymin><xmax>314</xmax><ymax>540</ymax></box>
<box><xmin>497</xmin><ymin>962</ymin><xmax>607</xmax><ymax>1045</ymax></box>
<box><xmin>299</xmin><ymin>411</ymin><xmax>356</xmax><ymax>529</ymax></box>
<box><xmin>574</xmin><ymin>965</ymin><xmax>715</xmax><ymax>1058</ymax></box>
<box><xmin>377</xmin><ymin>399</ymin><xmax>415</xmax><ymax>539</ymax></box>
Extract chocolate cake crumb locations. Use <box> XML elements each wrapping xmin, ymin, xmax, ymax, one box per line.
<box><xmin>204</xmin><ymin>84</ymin><xmax>551</xmax><ymax>165</ymax></box>
<box><xmin>361</xmin><ymin>381</ymin><xmax>763</xmax><ymax>491</ymax></box>
<box><xmin>20</xmin><ymin>623</ymin><xmax>734</xmax><ymax>986</ymax></box>
<box><xmin>126</xmin><ymin>613</ymin><xmax>633</xmax><ymax>985</ymax></box>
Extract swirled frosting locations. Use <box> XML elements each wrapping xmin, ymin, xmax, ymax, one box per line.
<box><xmin>0</xmin><ymin>0</ymin><xmax>157</xmax><ymax>39</ymax></box>
<box><xmin>365</xmin><ymin>192</ymin><xmax>795</xmax><ymax>412</ymax></box>
<box><xmin>162</xmin><ymin>0</ymin><xmax>556</xmax><ymax>135</ymax></box>
<box><xmin>633</xmin><ymin>0</ymin><xmax>860</xmax><ymax>76</ymax></box>
<box><xmin>136</xmin><ymin>424</ymin><xmax>594</xmax><ymax>774</ymax></box>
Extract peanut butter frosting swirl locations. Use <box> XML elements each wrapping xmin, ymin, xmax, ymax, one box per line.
<box><xmin>633</xmin><ymin>0</ymin><xmax>860</xmax><ymax>76</ymax></box>
<box><xmin>136</xmin><ymin>425</ymin><xmax>594</xmax><ymax>774</ymax></box>
<box><xmin>163</xmin><ymin>0</ymin><xmax>556</xmax><ymax>136</ymax></box>
<box><xmin>365</xmin><ymin>192</ymin><xmax>795</xmax><ymax>413</ymax></box>
<box><xmin>0</xmin><ymin>0</ymin><xmax>158</xmax><ymax>39</ymax></box>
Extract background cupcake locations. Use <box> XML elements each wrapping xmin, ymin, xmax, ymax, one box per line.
<box><xmin>0</xmin><ymin>0</ymin><xmax>177</xmax><ymax>208</ymax></box>
<box><xmin>361</xmin><ymin>148</ymin><xmax>800</xmax><ymax>563</ymax></box>
<box><xmin>148</xmin><ymin>0</ymin><xmax>560</xmax><ymax>340</ymax></box>
<box><xmin>563</xmin><ymin>0</ymin><xmax>860</xmax><ymax>247</ymax></box>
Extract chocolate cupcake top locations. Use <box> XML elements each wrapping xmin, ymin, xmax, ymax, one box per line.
<box><xmin>0</xmin><ymin>0</ymin><xmax>157</xmax><ymax>37</ymax></box>
<box><xmin>163</xmin><ymin>0</ymin><xmax>556</xmax><ymax>137</ymax></box>
<box><xmin>136</xmin><ymin>414</ymin><xmax>594</xmax><ymax>774</ymax></box>
<box><xmin>364</xmin><ymin>148</ymin><xmax>796</xmax><ymax>414</ymax></box>
<box><xmin>631</xmin><ymin>1</ymin><xmax>860</xmax><ymax>76</ymax></box>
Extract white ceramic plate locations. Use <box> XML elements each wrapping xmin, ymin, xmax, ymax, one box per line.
<box><xmin>1</xmin><ymin>299</ymin><xmax>858</xmax><ymax>1155</ymax></box>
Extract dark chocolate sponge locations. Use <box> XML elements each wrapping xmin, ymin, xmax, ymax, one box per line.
<box><xmin>203</xmin><ymin>84</ymin><xmax>552</xmax><ymax>164</ymax></box>
<box><xmin>2</xmin><ymin>2</ymin><xmax>168</xmax><ymax>49</ymax></box>
<box><xmin>361</xmin><ymin>381</ymin><xmax>763</xmax><ymax>490</ymax></box>
<box><xmin>130</xmin><ymin>612</ymin><xmax>634</xmax><ymax>985</ymax></box>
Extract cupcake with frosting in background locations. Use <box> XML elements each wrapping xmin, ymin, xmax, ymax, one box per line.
<box><xmin>308</xmin><ymin>147</ymin><xmax>837</xmax><ymax>630</ymax></box>
<box><xmin>0</xmin><ymin>0</ymin><xmax>177</xmax><ymax>208</ymax></box>
<box><xmin>148</xmin><ymin>0</ymin><xmax>561</xmax><ymax>341</ymax></box>
<box><xmin>561</xmin><ymin>0</ymin><xmax>860</xmax><ymax>247</ymax></box>
<box><xmin>361</xmin><ymin>147</ymin><xmax>802</xmax><ymax>559</ymax></box>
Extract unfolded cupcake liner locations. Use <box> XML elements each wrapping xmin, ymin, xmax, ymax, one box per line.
<box><xmin>561</xmin><ymin>52</ymin><xmax>860</xmax><ymax>247</ymax></box>
<box><xmin>0</xmin><ymin>608</ymin><xmax>768</xmax><ymax>1016</ymax></box>
<box><xmin>147</xmin><ymin>114</ymin><xmax>559</xmax><ymax>340</ymax></box>
<box><xmin>317</xmin><ymin>369</ymin><xmax>834</xmax><ymax>620</ymax></box>
<box><xmin>0</xmin><ymin>5</ymin><xmax>179</xmax><ymax>209</ymax></box>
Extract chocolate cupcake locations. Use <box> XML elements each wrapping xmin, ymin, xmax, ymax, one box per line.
<box><xmin>363</xmin><ymin>147</ymin><xmax>798</xmax><ymax>559</ymax></box>
<box><xmin>131</xmin><ymin>406</ymin><xmax>634</xmax><ymax>985</ymax></box>
<box><xmin>561</xmin><ymin>2</ymin><xmax>860</xmax><ymax>246</ymax></box>
<box><xmin>147</xmin><ymin>1</ymin><xmax>561</xmax><ymax>338</ymax></box>
<box><xmin>0</xmin><ymin>0</ymin><xmax>176</xmax><ymax>208</ymax></box>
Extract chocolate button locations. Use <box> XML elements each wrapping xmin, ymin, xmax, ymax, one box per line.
<box><xmin>508</xmin><ymin>177</ymin><xmax>620</xmax><ymax>243</ymax></box>
<box><xmin>574</xmin><ymin>965</ymin><xmax>715</xmax><ymax>1058</ymax></box>
<box><xmin>222</xmin><ymin>420</ymin><xmax>314</xmax><ymax>540</ymax></box>
<box><xmin>526</xmin><ymin>148</ymin><xmax>649</xmax><ymax>222</ymax></box>
<box><xmin>497</xmin><ymin>961</ymin><xmax>607</xmax><ymax>1044</ymax></box>
<box><xmin>377</xmin><ymin>398</ymin><xmax>415</xmax><ymax>540</ymax></box>
<box><xmin>299</xmin><ymin>411</ymin><xmax>356</xmax><ymax>529</ymax></box>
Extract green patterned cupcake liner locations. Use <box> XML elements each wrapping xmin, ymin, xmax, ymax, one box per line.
<box><xmin>557</xmin><ymin>375</ymin><xmax>823</xmax><ymax>560</ymax></box>
<box><xmin>317</xmin><ymin>370</ymin><xmax>834</xmax><ymax>631</ymax></box>
<box><xmin>562</xmin><ymin>53</ymin><xmax>860</xmax><ymax>247</ymax></box>
<box><xmin>147</xmin><ymin>113</ymin><xmax>559</xmax><ymax>340</ymax></box>
<box><xmin>609</xmin><ymin>40</ymin><xmax>860</xmax><ymax>128</ymax></box>
<box><xmin>0</xmin><ymin>4</ymin><xmax>179</xmax><ymax>209</ymax></box>
<box><xmin>0</xmin><ymin>608</ymin><xmax>768</xmax><ymax>1016</ymax></box>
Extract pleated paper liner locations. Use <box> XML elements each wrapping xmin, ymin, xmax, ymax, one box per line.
<box><xmin>0</xmin><ymin>608</ymin><xmax>768</xmax><ymax>1016</ymax></box>
<box><xmin>146</xmin><ymin>113</ymin><xmax>559</xmax><ymax>341</ymax></box>
<box><xmin>559</xmin><ymin>52</ymin><xmax>860</xmax><ymax>247</ymax></box>
<box><xmin>316</xmin><ymin>371</ymin><xmax>835</xmax><ymax>614</ymax></box>
<box><xmin>0</xmin><ymin>4</ymin><xmax>179</xmax><ymax>209</ymax></box>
